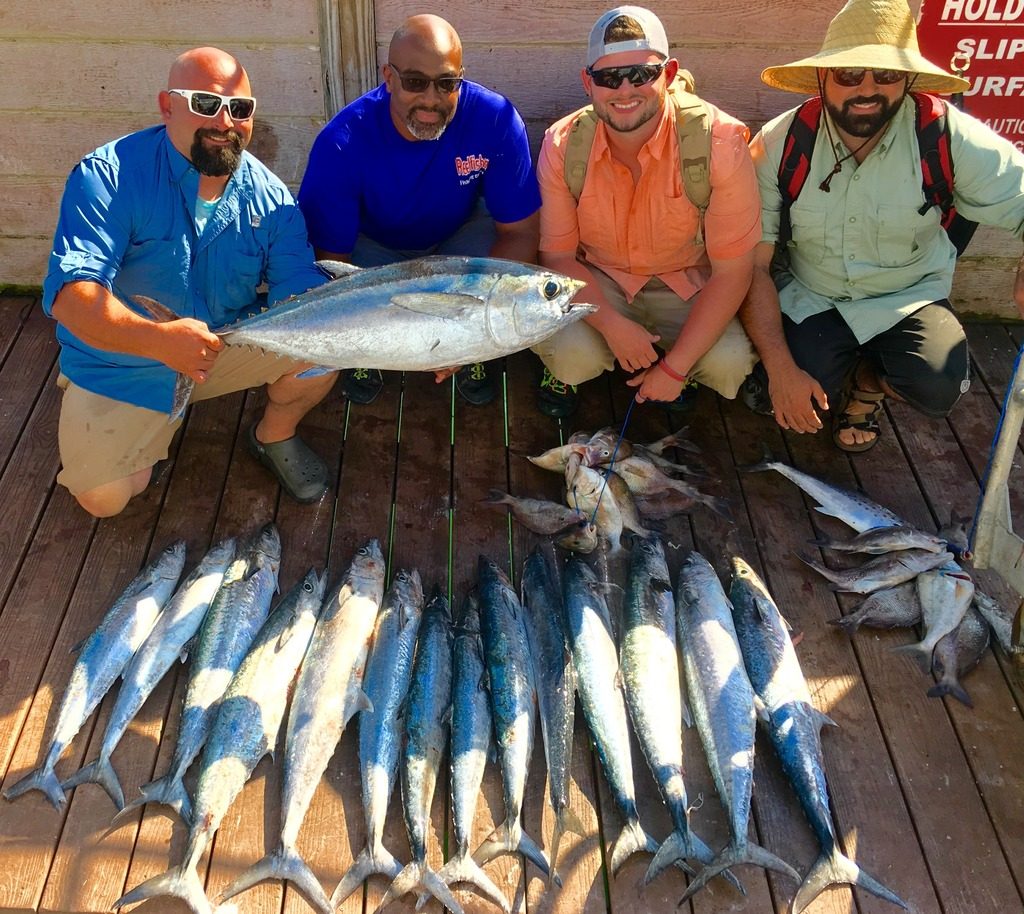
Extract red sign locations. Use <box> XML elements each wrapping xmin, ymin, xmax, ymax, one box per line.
<box><xmin>917</xmin><ymin>0</ymin><xmax>1024</xmax><ymax>148</ymax></box>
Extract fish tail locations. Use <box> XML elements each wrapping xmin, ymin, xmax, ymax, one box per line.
<box><xmin>699</xmin><ymin>493</ymin><xmax>735</xmax><ymax>523</ymax></box>
<box><xmin>472</xmin><ymin>819</ymin><xmax>556</xmax><ymax>885</ymax></box>
<box><xmin>678</xmin><ymin>842</ymin><xmax>797</xmax><ymax>904</ymax></box>
<box><xmin>796</xmin><ymin>553</ymin><xmax>839</xmax><ymax>582</ymax></box>
<box><xmin>373</xmin><ymin>862</ymin><xmax>466</xmax><ymax>914</ymax></box>
<box><xmin>170</xmin><ymin>375</ymin><xmax>195</xmax><ymax>423</ymax></box>
<box><xmin>216</xmin><ymin>846</ymin><xmax>331</xmax><ymax>914</ymax></box>
<box><xmin>330</xmin><ymin>843</ymin><xmax>401</xmax><ymax>908</ymax></box>
<box><xmin>438</xmin><ymin>851</ymin><xmax>511</xmax><ymax>914</ymax></box>
<box><xmin>828</xmin><ymin>614</ymin><xmax>862</xmax><ymax>636</ymax></box>
<box><xmin>927</xmin><ymin>678</ymin><xmax>974</xmax><ymax>708</ymax></box>
<box><xmin>113</xmin><ymin>865</ymin><xmax>212</xmax><ymax>914</ymax></box>
<box><xmin>608</xmin><ymin>819</ymin><xmax>659</xmax><ymax>877</ymax></box>
<box><xmin>2</xmin><ymin>763</ymin><xmax>67</xmax><ymax>812</ymax></box>
<box><xmin>481</xmin><ymin>489</ymin><xmax>511</xmax><ymax>506</ymax></box>
<box><xmin>114</xmin><ymin>771</ymin><xmax>191</xmax><ymax>825</ymax></box>
<box><xmin>792</xmin><ymin>849</ymin><xmax>909</xmax><ymax>913</ymax></box>
<box><xmin>549</xmin><ymin>804</ymin><xmax>586</xmax><ymax>886</ymax></box>
<box><xmin>644</xmin><ymin>831</ymin><xmax>697</xmax><ymax>885</ymax></box>
<box><xmin>890</xmin><ymin>641</ymin><xmax>933</xmax><ymax>673</ymax></box>
<box><xmin>60</xmin><ymin>756</ymin><xmax>125</xmax><ymax>811</ymax></box>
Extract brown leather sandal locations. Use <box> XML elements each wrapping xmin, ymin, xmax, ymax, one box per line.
<box><xmin>832</xmin><ymin>387</ymin><xmax>885</xmax><ymax>453</ymax></box>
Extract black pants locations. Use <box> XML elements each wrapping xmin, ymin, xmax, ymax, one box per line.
<box><xmin>782</xmin><ymin>300</ymin><xmax>970</xmax><ymax>418</ymax></box>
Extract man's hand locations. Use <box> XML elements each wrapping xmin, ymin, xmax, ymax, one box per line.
<box><xmin>626</xmin><ymin>363</ymin><xmax>683</xmax><ymax>403</ymax></box>
<box><xmin>1015</xmin><ymin>252</ymin><xmax>1024</xmax><ymax>319</ymax></box>
<box><xmin>434</xmin><ymin>366</ymin><xmax>459</xmax><ymax>383</ymax></box>
<box><xmin>159</xmin><ymin>319</ymin><xmax>224</xmax><ymax>383</ymax></box>
<box><xmin>768</xmin><ymin>363</ymin><xmax>828</xmax><ymax>433</ymax></box>
<box><xmin>601</xmin><ymin>311</ymin><xmax>660</xmax><ymax>373</ymax></box>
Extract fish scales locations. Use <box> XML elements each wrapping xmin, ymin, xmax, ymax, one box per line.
<box><xmin>3</xmin><ymin>541</ymin><xmax>186</xmax><ymax>811</ymax></box>
<box><xmin>929</xmin><ymin>604</ymin><xmax>991</xmax><ymax>707</ymax></box>
<box><xmin>729</xmin><ymin>557</ymin><xmax>908</xmax><ymax>913</ymax></box>
<box><xmin>217</xmin><ymin>541</ymin><xmax>385</xmax><ymax>914</ymax></box>
<box><xmin>113</xmin><ymin>570</ymin><xmax>325</xmax><ymax>914</ymax></box>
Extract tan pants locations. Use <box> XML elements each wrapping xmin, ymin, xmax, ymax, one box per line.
<box><xmin>532</xmin><ymin>268</ymin><xmax>756</xmax><ymax>397</ymax></box>
<box><xmin>57</xmin><ymin>345</ymin><xmax>305</xmax><ymax>495</ymax></box>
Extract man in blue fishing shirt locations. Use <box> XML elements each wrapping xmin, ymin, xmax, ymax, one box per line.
<box><xmin>43</xmin><ymin>47</ymin><xmax>336</xmax><ymax>516</ymax></box>
<box><xmin>298</xmin><ymin>13</ymin><xmax>542</xmax><ymax>407</ymax></box>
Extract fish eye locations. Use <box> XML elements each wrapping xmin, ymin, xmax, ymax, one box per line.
<box><xmin>303</xmin><ymin>581</ymin><xmax>314</xmax><ymax>592</ymax></box>
<box><xmin>542</xmin><ymin>279</ymin><xmax>561</xmax><ymax>300</ymax></box>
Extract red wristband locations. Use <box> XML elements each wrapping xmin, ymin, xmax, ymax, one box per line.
<box><xmin>657</xmin><ymin>359</ymin><xmax>687</xmax><ymax>383</ymax></box>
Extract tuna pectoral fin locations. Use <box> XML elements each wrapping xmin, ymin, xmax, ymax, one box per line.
<box><xmin>114</xmin><ymin>772</ymin><xmax>191</xmax><ymax>826</ymax></box>
<box><xmin>330</xmin><ymin>844</ymin><xmax>401</xmax><ymax>908</ymax></box>
<box><xmin>608</xmin><ymin>820</ymin><xmax>659</xmax><ymax>877</ymax></box>
<box><xmin>678</xmin><ymin>842</ymin><xmax>798</xmax><ymax>905</ymax></box>
<box><xmin>113</xmin><ymin>865</ymin><xmax>212</xmax><ymax>914</ymax></box>
<box><xmin>2</xmin><ymin>764</ymin><xmax>67</xmax><ymax>812</ymax></box>
<box><xmin>549</xmin><ymin>805</ymin><xmax>587</xmax><ymax>886</ymax></box>
<box><xmin>373</xmin><ymin>862</ymin><xmax>466</xmax><ymax>914</ymax></box>
<box><xmin>473</xmin><ymin>820</ymin><xmax>557</xmax><ymax>885</ymax></box>
<box><xmin>792</xmin><ymin>850</ymin><xmax>909</xmax><ymax>913</ymax></box>
<box><xmin>438</xmin><ymin>852</ymin><xmax>511</xmax><ymax>914</ymax></box>
<box><xmin>215</xmin><ymin>846</ymin><xmax>331</xmax><ymax>914</ymax></box>
<box><xmin>60</xmin><ymin>757</ymin><xmax>125</xmax><ymax>811</ymax></box>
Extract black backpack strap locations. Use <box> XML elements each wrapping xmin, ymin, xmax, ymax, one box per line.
<box><xmin>776</xmin><ymin>98</ymin><xmax>822</xmax><ymax>248</ymax></box>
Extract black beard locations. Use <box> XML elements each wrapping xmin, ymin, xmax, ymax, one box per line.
<box><xmin>825</xmin><ymin>93</ymin><xmax>903</xmax><ymax>138</ymax></box>
<box><xmin>190</xmin><ymin>128</ymin><xmax>244</xmax><ymax>176</ymax></box>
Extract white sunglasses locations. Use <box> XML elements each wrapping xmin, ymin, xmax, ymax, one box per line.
<box><xmin>168</xmin><ymin>88</ymin><xmax>256</xmax><ymax>120</ymax></box>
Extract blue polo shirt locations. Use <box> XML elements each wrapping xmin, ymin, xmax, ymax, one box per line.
<box><xmin>298</xmin><ymin>80</ymin><xmax>541</xmax><ymax>254</ymax></box>
<box><xmin>42</xmin><ymin>126</ymin><xmax>326</xmax><ymax>413</ymax></box>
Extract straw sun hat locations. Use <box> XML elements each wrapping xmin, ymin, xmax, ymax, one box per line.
<box><xmin>760</xmin><ymin>0</ymin><xmax>969</xmax><ymax>95</ymax></box>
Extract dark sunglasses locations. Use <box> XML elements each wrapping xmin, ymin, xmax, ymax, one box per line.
<box><xmin>168</xmin><ymin>89</ymin><xmax>256</xmax><ymax>120</ymax></box>
<box><xmin>586</xmin><ymin>62</ymin><xmax>666</xmax><ymax>90</ymax></box>
<box><xmin>830</xmin><ymin>68</ymin><xmax>906</xmax><ymax>87</ymax></box>
<box><xmin>388</xmin><ymin>63</ymin><xmax>464</xmax><ymax>95</ymax></box>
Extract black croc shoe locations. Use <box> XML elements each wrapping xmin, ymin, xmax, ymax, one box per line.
<box><xmin>247</xmin><ymin>426</ymin><xmax>329</xmax><ymax>503</ymax></box>
<box><xmin>537</xmin><ymin>367</ymin><xmax>579</xmax><ymax>419</ymax></box>
<box><xmin>342</xmin><ymin>368</ymin><xmax>384</xmax><ymax>405</ymax></box>
<box><xmin>455</xmin><ymin>362</ymin><xmax>497</xmax><ymax>406</ymax></box>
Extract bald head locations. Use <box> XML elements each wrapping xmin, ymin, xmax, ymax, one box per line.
<box><xmin>388</xmin><ymin>14</ymin><xmax>461</xmax><ymax>61</ymax></box>
<box><xmin>167</xmin><ymin>47</ymin><xmax>251</xmax><ymax>95</ymax></box>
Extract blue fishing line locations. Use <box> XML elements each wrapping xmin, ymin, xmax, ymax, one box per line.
<box><xmin>969</xmin><ymin>342</ymin><xmax>1024</xmax><ymax>549</ymax></box>
<box><xmin>590</xmin><ymin>395</ymin><xmax>638</xmax><ymax>526</ymax></box>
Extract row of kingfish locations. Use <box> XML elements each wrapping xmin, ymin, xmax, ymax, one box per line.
<box><xmin>746</xmin><ymin>452</ymin><xmax>1015</xmax><ymax>707</ymax></box>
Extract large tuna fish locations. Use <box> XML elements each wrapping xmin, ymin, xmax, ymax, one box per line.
<box><xmin>474</xmin><ymin>557</ymin><xmax>552</xmax><ymax>881</ymax></box>
<box><xmin>3</xmin><ymin>541</ymin><xmax>186</xmax><ymax>811</ymax></box>
<box><xmin>62</xmin><ymin>537</ymin><xmax>236</xmax><ymax>810</ymax></box>
<box><xmin>438</xmin><ymin>591</ymin><xmax>510</xmax><ymax>913</ymax></box>
<box><xmin>729</xmin><ymin>556</ymin><xmax>908</xmax><ymax>913</ymax></box>
<box><xmin>113</xmin><ymin>569</ymin><xmax>325</xmax><ymax>914</ymax></box>
<box><xmin>675</xmin><ymin>552</ymin><xmax>799</xmax><ymax>902</ymax></box>
<box><xmin>217</xmin><ymin>541</ymin><xmax>386</xmax><ymax>914</ymax></box>
<box><xmin>138</xmin><ymin>256</ymin><xmax>591</xmax><ymax>418</ymax></box>
<box><xmin>331</xmin><ymin>569</ymin><xmax>424</xmax><ymax>907</ymax></box>
<box><xmin>119</xmin><ymin>525</ymin><xmax>281</xmax><ymax>825</ymax></box>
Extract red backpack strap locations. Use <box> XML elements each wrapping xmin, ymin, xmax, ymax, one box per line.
<box><xmin>914</xmin><ymin>92</ymin><xmax>956</xmax><ymax>228</ymax></box>
<box><xmin>777</xmin><ymin>98</ymin><xmax>822</xmax><ymax>247</ymax></box>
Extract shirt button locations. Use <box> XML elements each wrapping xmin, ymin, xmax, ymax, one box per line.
<box><xmin>849</xmin><ymin>217</ymin><xmax>856</xmax><ymax>223</ymax></box>
<box><xmin>853</xmin><ymin>174</ymin><xmax>860</xmax><ymax>181</ymax></box>
<box><xmin>848</xmin><ymin>254</ymin><xmax>855</xmax><ymax>261</ymax></box>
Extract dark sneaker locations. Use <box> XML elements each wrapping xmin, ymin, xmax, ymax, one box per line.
<box><xmin>740</xmin><ymin>362</ymin><xmax>774</xmax><ymax>417</ymax></box>
<box><xmin>455</xmin><ymin>362</ymin><xmax>496</xmax><ymax>406</ymax></box>
<box><xmin>343</xmin><ymin>368</ymin><xmax>383</xmax><ymax>405</ymax></box>
<box><xmin>666</xmin><ymin>377</ymin><xmax>700</xmax><ymax>412</ymax></box>
<box><xmin>537</xmin><ymin>367</ymin><xmax>579</xmax><ymax>419</ymax></box>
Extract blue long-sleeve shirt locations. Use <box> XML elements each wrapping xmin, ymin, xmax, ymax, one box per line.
<box><xmin>42</xmin><ymin>125</ymin><xmax>326</xmax><ymax>413</ymax></box>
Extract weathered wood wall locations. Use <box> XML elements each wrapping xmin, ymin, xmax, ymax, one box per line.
<box><xmin>1</xmin><ymin>0</ymin><xmax>1020</xmax><ymax>319</ymax></box>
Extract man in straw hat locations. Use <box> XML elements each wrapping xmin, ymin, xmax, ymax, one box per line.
<box><xmin>740</xmin><ymin>0</ymin><xmax>1024</xmax><ymax>452</ymax></box>
<box><xmin>531</xmin><ymin>5</ymin><xmax>761</xmax><ymax>418</ymax></box>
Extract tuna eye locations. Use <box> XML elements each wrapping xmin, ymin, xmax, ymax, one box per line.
<box><xmin>303</xmin><ymin>581</ymin><xmax>314</xmax><ymax>592</ymax></box>
<box><xmin>543</xmin><ymin>279</ymin><xmax>561</xmax><ymax>300</ymax></box>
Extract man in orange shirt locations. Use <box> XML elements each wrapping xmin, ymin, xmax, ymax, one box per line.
<box><xmin>533</xmin><ymin>6</ymin><xmax>762</xmax><ymax>418</ymax></box>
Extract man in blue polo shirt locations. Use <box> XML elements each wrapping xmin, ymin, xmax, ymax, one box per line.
<box><xmin>298</xmin><ymin>13</ymin><xmax>541</xmax><ymax>406</ymax></box>
<box><xmin>43</xmin><ymin>47</ymin><xmax>336</xmax><ymax>517</ymax></box>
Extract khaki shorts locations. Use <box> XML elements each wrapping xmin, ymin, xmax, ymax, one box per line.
<box><xmin>532</xmin><ymin>267</ymin><xmax>756</xmax><ymax>397</ymax></box>
<box><xmin>57</xmin><ymin>345</ymin><xmax>303</xmax><ymax>496</ymax></box>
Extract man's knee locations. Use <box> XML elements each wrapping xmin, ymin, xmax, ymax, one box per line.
<box><xmin>71</xmin><ymin>467</ymin><xmax>152</xmax><ymax>518</ymax></box>
<box><xmin>531</xmin><ymin>323</ymin><xmax>614</xmax><ymax>386</ymax></box>
<box><xmin>887</xmin><ymin>368</ymin><xmax>969</xmax><ymax>418</ymax></box>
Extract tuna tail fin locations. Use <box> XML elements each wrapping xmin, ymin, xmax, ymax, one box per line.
<box><xmin>792</xmin><ymin>848</ymin><xmax>909</xmax><ymax>913</ymax></box>
<box><xmin>113</xmin><ymin>865</ymin><xmax>212</xmax><ymax>914</ymax></box>
<box><xmin>60</xmin><ymin>756</ymin><xmax>125</xmax><ymax>811</ymax></box>
<box><xmin>472</xmin><ymin>819</ymin><xmax>559</xmax><ymax>886</ymax></box>
<box><xmin>2</xmin><ymin>762</ymin><xmax>67</xmax><ymax>812</ymax></box>
<box><xmin>438</xmin><ymin>851</ymin><xmax>511</xmax><ymax>914</ymax></box>
<box><xmin>330</xmin><ymin>842</ymin><xmax>402</xmax><ymax>908</ymax></box>
<box><xmin>114</xmin><ymin>770</ymin><xmax>192</xmax><ymax>826</ymax></box>
<box><xmin>215</xmin><ymin>845</ymin><xmax>331</xmax><ymax>914</ymax></box>
<box><xmin>549</xmin><ymin>804</ymin><xmax>587</xmax><ymax>886</ymax></box>
<box><xmin>927</xmin><ymin>677</ymin><xmax>974</xmax><ymax>707</ymax></box>
<box><xmin>890</xmin><ymin>641</ymin><xmax>934</xmax><ymax>673</ymax></box>
<box><xmin>678</xmin><ymin>841</ymin><xmax>799</xmax><ymax>905</ymax></box>
<box><xmin>608</xmin><ymin>819</ymin><xmax>659</xmax><ymax>877</ymax></box>
<box><xmin>372</xmin><ymin>862</ymin><xmax>466</xmax><ymax>914</ymax></box>
<box><xmin>131</xmin><ymin>295</ymin><xmax>195</xmax><ymax>423</ymax></box>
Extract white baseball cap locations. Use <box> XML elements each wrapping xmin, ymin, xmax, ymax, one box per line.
<box><xmin>586</xmin><ymin>6</ymin><xmax>670</xmax><ymax>67</ymax></box>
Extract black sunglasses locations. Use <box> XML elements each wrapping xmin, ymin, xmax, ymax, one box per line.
<box><xmin>388</xmin><ymin>63</ymin><xmax>464</xmax><ymax>95</ymax></box>
<box><xmin>586</xmin><ymin>62</ymin><xmax>666</xmax><ymax>90</ymax></box>
<box><xmin>830</xmin><ymin>68</ymin><xmax>906</xmax><ymax>87</ymax></box>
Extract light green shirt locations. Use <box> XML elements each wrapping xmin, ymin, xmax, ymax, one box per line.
<box><xmin>752</xmin><ymin>99</ymin><xmax>1024</xmax><ymax>342</ymax></box>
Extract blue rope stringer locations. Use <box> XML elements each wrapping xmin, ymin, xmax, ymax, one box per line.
<box><xmin>969</xmin><ymin>342</ymin><xmax>1024</xmax><ymax>550</ymax></box>
<box><xmin>589</xmin><ymin>396</ymin><xmax>638</xmax><ymax>526</ymax></box>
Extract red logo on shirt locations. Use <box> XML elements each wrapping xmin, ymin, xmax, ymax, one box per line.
<box><xmin>455</xmin><ymin>154</ymin><xmax>489</xmax><ymax>177</ymax></box>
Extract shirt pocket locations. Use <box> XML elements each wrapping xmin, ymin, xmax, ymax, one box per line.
<box><xmin>876</xmin><ymin>204</ymin><xmax>932</xmax><ymax>267</ymax></box>
<box><xmin>209</xmin><ymin>250</ymin><xmax>265</xmax><ymax>325</ymax></box>
<box><xmin>787</xmin><ymin>205</ymin><xmax>828</xmax><ymax>264</ymax></box>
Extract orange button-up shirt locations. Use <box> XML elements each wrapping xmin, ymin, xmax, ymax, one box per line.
<box><xmin>538</xmin><ymin>97</ymin><xmax>761</xmax><ymax>302</ymax></box>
